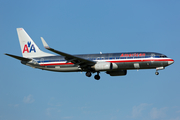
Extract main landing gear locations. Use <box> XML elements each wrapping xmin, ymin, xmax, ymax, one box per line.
<box><xmin>86</xmin><ymin>71</ymin><xmax>92</xmax><ymax>77</ymax></box>
<box><xmin>94</xmin><ymin>72</ymin><xmax>100</xmax><ymax>80</ymax></box>
<box><xmin>85</xmin><ymin>71</ymin><xmax>100</xmax><ymax>80</ymax></box>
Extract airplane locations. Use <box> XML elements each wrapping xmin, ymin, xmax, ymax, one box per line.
<box><xmin>5</xmin><ymin>28</ymin><xmax>174</xmax><ymax>80</ymax></box>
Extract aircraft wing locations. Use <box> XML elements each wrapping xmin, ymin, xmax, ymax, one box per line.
<box><xmin>41</xmin><ymin>37</ymin><xmax>96</xmax><ymax>66</ymax></box>
<box><xmin>4</xmin><ymin>53</ymin><xmax>31</xmax><ymax>61</ymax></box>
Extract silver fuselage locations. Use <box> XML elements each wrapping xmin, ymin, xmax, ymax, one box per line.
<box><xmin>24</xmin><ymin>52</ymin><xmax>174</xmax><ymax>72</ymax></box>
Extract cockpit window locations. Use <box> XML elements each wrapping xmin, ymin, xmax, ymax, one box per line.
<box><xmin>160</xmin><ymin>55</ymin><xmax>167</xmax><ymax>58</ymax></box>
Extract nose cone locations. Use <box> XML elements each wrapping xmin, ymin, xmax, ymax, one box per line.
<box><xmin>168</xmin><ymin>59</ymin><xmax>174</xmax><ymax>65</ymax></box>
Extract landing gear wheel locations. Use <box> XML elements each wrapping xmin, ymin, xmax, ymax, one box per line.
<box><xmin>86</xmin><ymin>71</ymin><xmax>92</xmax><ymax>77</ymax></box>
<box><xmin>155</xmin><ymin>72</ymin><xmax>159</xmax><ymax>75</ymax></box>
<box><xmin>94</xmin><ymin>75</ymin><xmax>100</xmax><ymax>80</ymax></box>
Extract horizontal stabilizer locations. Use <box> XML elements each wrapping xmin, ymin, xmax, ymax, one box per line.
<box><xmin>4</xmin><ymin>53</ymin><xmax>31</xmax><ymax>61</ymax></box>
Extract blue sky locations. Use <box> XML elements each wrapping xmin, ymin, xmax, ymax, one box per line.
<box><xmin>1</xmin><ymin>0</ymin><xmax>180</xmax><ymax>120</ymax></box>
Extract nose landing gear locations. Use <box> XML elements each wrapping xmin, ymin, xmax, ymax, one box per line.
<box><xmin>155</xmin><ymin>67</ymin><xmax>164</xmax><ymax>75</ymax></box>
<box><xmin>155</xmin><ymin>71</ymin><xmax>159</xmax><ymax>75</ymax></box>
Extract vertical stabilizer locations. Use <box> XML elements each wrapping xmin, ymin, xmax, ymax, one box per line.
<box><xmin>17</xmin><ymin>28</ymin><xmax>54</xmax><ymax>58</ymax></box>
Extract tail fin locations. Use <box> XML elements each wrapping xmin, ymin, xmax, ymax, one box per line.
<box><xmin>17</xmin><ymin>28</ymin><xmax>54</xmax><ymax>58</ymax></box>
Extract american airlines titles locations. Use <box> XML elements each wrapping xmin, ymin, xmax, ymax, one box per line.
<box><xmin>120</xmin><ymin>53</ymin><xmax>145</xmax><ymax>57</ymax></box>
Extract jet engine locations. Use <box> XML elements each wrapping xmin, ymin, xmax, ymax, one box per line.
<box><xmin>92</xmin><ymin>62</ymin><xmax>118</xmax><ymax>71</ymax></box>
<box><xmin>106</xmin><ymin>70</ymin><xmax>127</xmax><ymax>76</ymax></box>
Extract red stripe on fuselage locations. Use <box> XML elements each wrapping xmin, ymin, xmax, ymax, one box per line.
<box><xmin>108</xmin><ymin>58</ymin><xmax>174</xmax><ymax>63</ymax></box>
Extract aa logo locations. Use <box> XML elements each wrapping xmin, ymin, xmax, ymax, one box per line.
<box><xmin>23</xmin><ymin>41</ymin><xmax>36</xmax><ymax>53</ymax></box>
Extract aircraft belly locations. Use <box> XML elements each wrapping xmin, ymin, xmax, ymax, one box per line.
<box><xmin>26</xmin><ymin>63</ymin><xmax>81</xmax><ymax>72</ymax></box>
<box><xmin>116</xmin><ymin>61</ymin><xmax>168</xmax><ymax>70</ymax></box>
<box><xmin>44</xmin><ymin>66</ymin><xmax>80</xmax><ymax>72</ymax></box>
<box><xmin>46</xmin><ymin>65</ymin><xmax>81</xmax><ymax>72</ymax></box>
<box><xmin>116</xmin><ymin>62</ymin><xmax>134</xmax><ymax>69</ymax></box>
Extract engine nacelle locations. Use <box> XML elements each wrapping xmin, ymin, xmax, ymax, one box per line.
<box><xmin>106</xmin><ymin>70</ymin><xmax>127</xmax><ymax>76</ymax></box>
<box><xmin>92</xmin><ymin>62</ymin><xmax>118</xmax><ymax>71</ymax></box>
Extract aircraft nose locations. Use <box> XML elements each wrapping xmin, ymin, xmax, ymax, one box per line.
<box><xmin>168</xmin><ymin>59</ymin><xmax>174</xmax><ymax>65</ymax></box>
